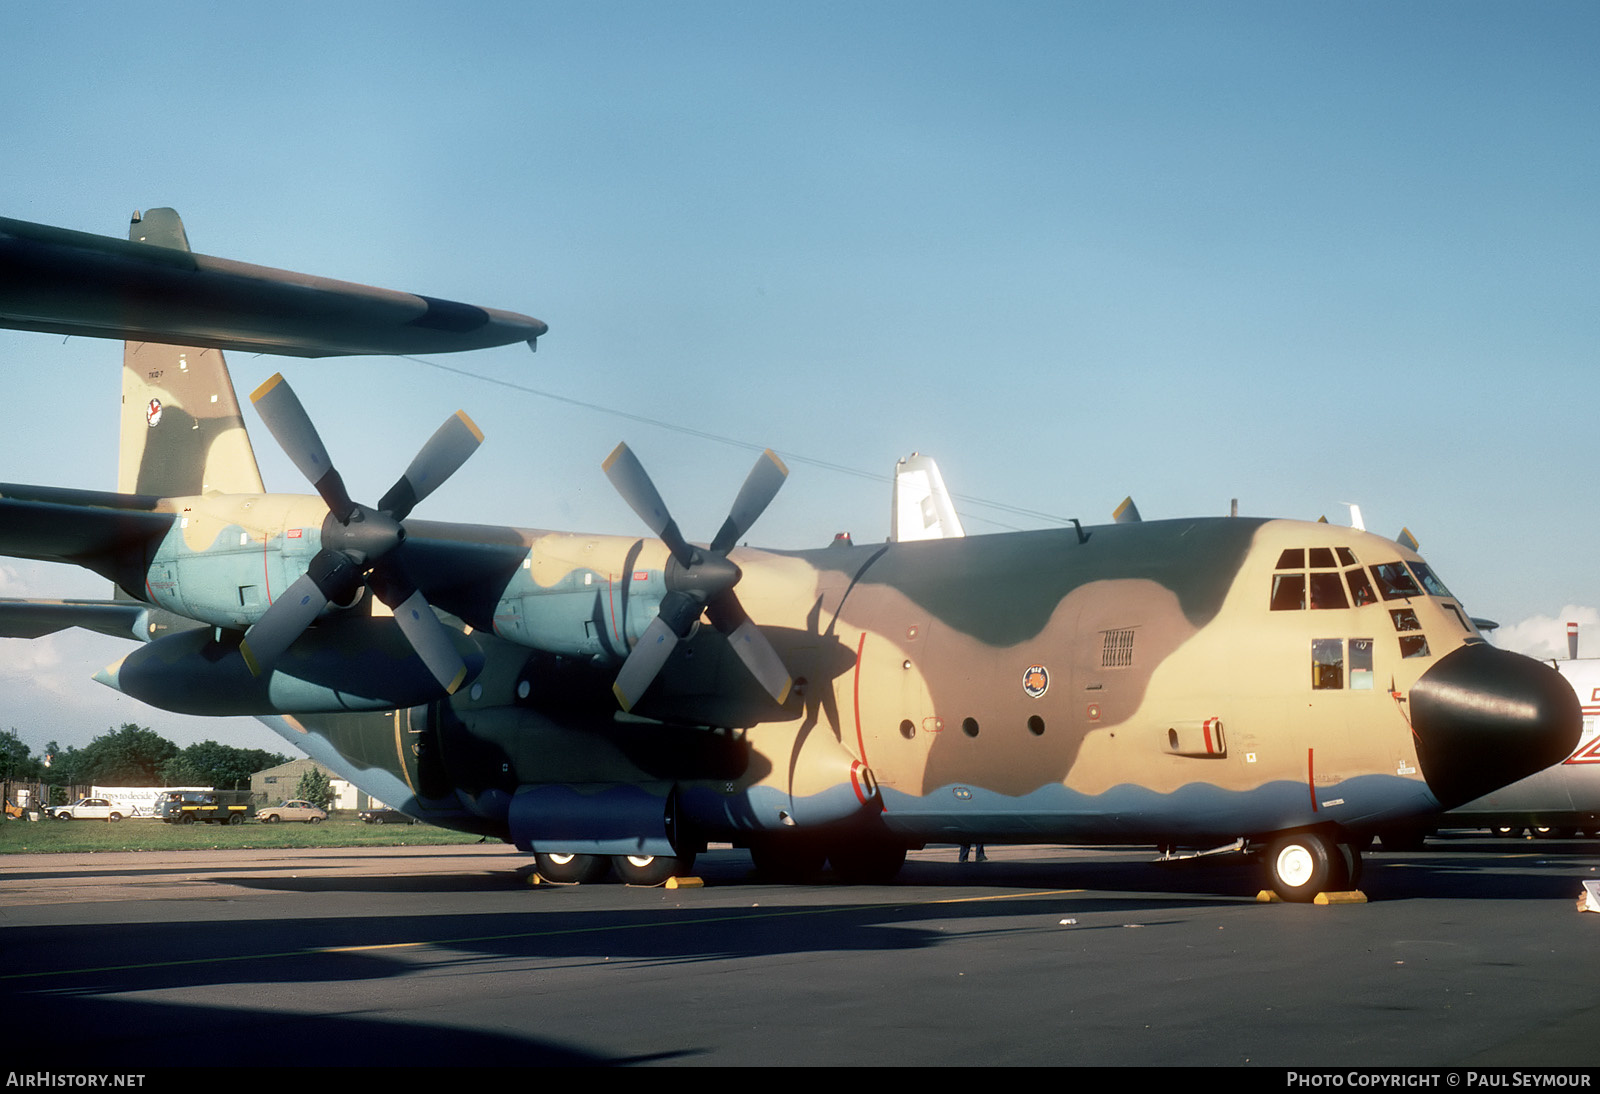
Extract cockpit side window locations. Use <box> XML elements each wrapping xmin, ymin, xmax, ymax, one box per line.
<box><xmin>1407</xmin><ymin>561</ymin><xmax>1453</xmax><ymax>598</ymax></box>
<box><xmin>1311</xmin><ymin>637</ymin><xmax>1375</xmax><ymax>690</ymax></box>
<box><xmin>1370</xmin><ymin>563</ymin><xmax>1421</xmax><ymax>600</ymax></box>
<box><xmin>1346</xmin><ymin>567</ymin><xmax>1377</xmax><ymax>606</ymax></box>
<box><xmin>1390</xmin><ymin>608</ymin><xmax>1422</xmax><ymax>632</ymax></box>
<box><xmin>1312</xmin><ymin>638</ymin><xmax>1344</xmax><ymax>689</ymax></box>
<box><xmin>1349</xmin><ymin>639</ymin><xmax>1374</xmax><ymax>689</ymax></box>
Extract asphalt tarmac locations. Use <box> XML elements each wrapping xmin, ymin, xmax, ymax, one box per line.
<box><xmin>1</xmin><ymin>836</ymin><xmax>1597</xmax><ymax>1067</ymax></box>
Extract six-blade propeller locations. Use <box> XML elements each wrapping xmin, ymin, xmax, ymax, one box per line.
<box><xmin>239</xmin><ymin>373</ymin><xmax>481</xmax><ymax>695</ymax></box>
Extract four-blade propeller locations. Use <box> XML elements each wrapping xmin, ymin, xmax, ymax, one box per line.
<box><xmin>239</xmin><ymin>373</ymin><xmax>481</xmax><ymax>695</ymax></box>
<box><xmin>603</xmin><ymin>443</ymin><xmax>794</xmax><ymax>712</ymax></box>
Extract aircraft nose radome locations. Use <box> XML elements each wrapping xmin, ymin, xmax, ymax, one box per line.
<box><xmin>1408</xmin><ymin>644</ymin><xmax>1581</xmax><ymax>810</ymax></box>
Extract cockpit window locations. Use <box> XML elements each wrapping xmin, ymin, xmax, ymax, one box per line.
<box><xmin>1407</xmin><ymin>561</ymin><xmax>1453</xmax><ymax>598</ymax></box>
<box><xmin>1370</xmin><ymin>563</ymin><xmax>1421</xmax><ymax>600</ymax></box>
<box><xmin>1272</xmin><ymin>547</ymin><xmax>1369</xmax><ymax>611</ymax></box>
<box><xmin>1346</xmin><ymin>568</ymin><xmax>1377</xmax><ymax>607</ymax></box>
<box><xmin>1271</xmin><ymin>573</ymin><xmax>1306</xmax><ymax>611</ymax></box>
<box><xmin>1312</xmin><ymin>638</ymin><xmax>1344</xmax><ymax>689</ymax></box>
<box><xmin>1309</xmin><ymin>572</ymin><xmax>1349</xmax><ymax>610</ymax></box>
<box><xmin>1349</xmin><ymin>639</ymin><xmax>1374</xmax><ymax>690</ymax></box>
<box><xmin>1390</xmin><ymin>608</ymin><xmax>1422</xmax><ymax>632</ymax></box>
<box><xmin>1400</xmin><ymin>634</ymin><xmax>1431</xmax><ymax>659</ymax></box>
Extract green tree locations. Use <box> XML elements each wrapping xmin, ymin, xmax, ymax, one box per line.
<box><xmin>73</xmin><ymin>724</ymin><xmax>179</xmax><ymax>786</ymax></box>
<box><xmin>161</xmin><ymin>741</ymin><xmax>289</xmax><ymax>789</ymax></box>
<box><xmin>0</xmin><ymin>729</ymin><xmax>44</xmax><ymax>780</ymax></box>
<box><xmin>295</xmin><ymin>767</ymin><xmax>334</xmax><ymax>810</ymax></box>
<box><xmin>42</xmin><ymin>739</ymin><xmax>83</xmax><ymax>785</ymax></box>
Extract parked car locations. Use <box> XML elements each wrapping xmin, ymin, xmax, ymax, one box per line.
<box><xmin>258</xmin><ymin>799</ymin><xmax>327</xmax><ymax>824</ymax></box>
<box><xmin>358</xmin><ymin>807</ymin><xmax>416</xmax><ymax>825</ymax></box>
<box><xmin>52</xmin><ymin>797</ymin><xmax>126</xmax><ymax>821</ymax></box>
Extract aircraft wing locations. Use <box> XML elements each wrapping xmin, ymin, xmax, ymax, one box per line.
<box><xmin>0</xmin><ymin>214</ymin><xmax>548</xmax><ymax>357</ymax></box>
<box><xmin>0</xmin><ymin>485</ymin><xmax>173</xmax><ymax>569</ymax></box>
<box><xmin>0</xmin><ymin>598</ymin><xmax>149</xmax><ymax>640</ymax></box>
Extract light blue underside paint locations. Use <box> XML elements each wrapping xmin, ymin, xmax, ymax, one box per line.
<box><xmin>878</xmin><ymin>774</ymin><xmax>1441</xmax><ymax>843</ymax></box>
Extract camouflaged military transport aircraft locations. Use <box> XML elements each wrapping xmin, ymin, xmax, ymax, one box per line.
<box><xmin>0</xmin><ymin>210</ymin><xmax>1581</xmax><ymax>900</ymax></box>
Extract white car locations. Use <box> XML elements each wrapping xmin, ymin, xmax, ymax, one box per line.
<box><xmin>258</xmin><ymin>799</ymin><xmax>327</xmax><ymax>824</ymax></box>
<box><xmin>53</xmin><ymin>797</ymin><xmax>126</xmax><ymax>821</ymax></box>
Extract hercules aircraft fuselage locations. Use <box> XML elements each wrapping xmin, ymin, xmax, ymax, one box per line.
<box><xmin>0</xmin><ymin>209</ymin><xmax>1580</xmax><ymax>900</ymax></box>
<box><xmin>11</xmin><ymin>473</ymin><xmax>1578</xmax><ymax>899</ymax></box>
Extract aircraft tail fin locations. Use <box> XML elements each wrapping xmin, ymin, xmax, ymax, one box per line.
<box><xmin>891</xmin><ymin>453</ymin><xmax>965</xmax><ymax>542</ymax></box>
<box><xmin>119</xmin><ymin>208</ymin><xmax>265</xmax><ymax>497</ymax></box>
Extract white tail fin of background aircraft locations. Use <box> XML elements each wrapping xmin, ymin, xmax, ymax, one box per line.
<box><xmin>890</xmin><ymin>452</ymin><xmax>964</xmax><ymax>542</ymax></box>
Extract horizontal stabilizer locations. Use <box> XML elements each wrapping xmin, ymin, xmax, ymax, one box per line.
<box><xmin>0</xmin><ymin>598</ymin><xmax>148</xmax><ymax>641</ymax></box>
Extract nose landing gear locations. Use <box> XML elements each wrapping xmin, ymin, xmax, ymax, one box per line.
<box><xmin>1263</xmin><ymin>830</ymin><xmax>1362</xmax><ymax>902</ymax></box>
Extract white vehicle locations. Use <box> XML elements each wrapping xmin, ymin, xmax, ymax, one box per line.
<box><xmin>52</xmin><ymin>797</ymin><xmax>127</xmax><ymax>821</ymax></box>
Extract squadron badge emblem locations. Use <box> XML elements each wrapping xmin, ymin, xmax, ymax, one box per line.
<box><xmin>1022</xmin><ymin>664</ymin><xmax>1049</xmax><ymax>698</ymax></box>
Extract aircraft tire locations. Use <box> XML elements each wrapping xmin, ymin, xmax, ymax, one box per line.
<box><xmin>749</xmin><ymin>838</ymin><xmax>827</xmax><ymax>882</ymax></box>
<box><xmin>534</xmin><ymin>852</ymin><xmax>611</xmax><ymax>885</ymax></box>
<box><xmin>1336</xmin><ymin>842</ymin><xmax>1363</xmax><ymax>890</ymax></box>
<box><xmin>828</xmin><ymin>842</ymin><xmax>907</xmax><ymax>884</ymax></box>
<box><xmin>612</xmin><ymin>853</ymin><xmax>695</xmax><ymax>886</ymax></box>
<box><xmin>1266</xmin><ymin>831</ymin><xmax>1339</xmax><ymax>902</ymax></box>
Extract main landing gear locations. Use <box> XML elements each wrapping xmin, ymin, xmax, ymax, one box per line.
<box><xmin>532</xmin><ymin>851</ymin><xmax>697</xmax><ymax>887</ymax></box>
<box><xmin>1263</xmin><ymin>830</ymin><xmax>1363</xmax><ymax>902</ymax></box>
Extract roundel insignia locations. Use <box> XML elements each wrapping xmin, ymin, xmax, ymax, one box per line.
<box><xmin>1022</xmin><ymin>664</ymin><xmax>1049</xmax><ymax>698</ymax></box>
<box><xmin>146</xmin><ymin>398</ymin><xmax>162</xmax><ymax>427</ymax></box>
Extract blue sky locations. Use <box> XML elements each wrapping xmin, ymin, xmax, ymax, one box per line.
<box><xmin>2</xmin><ymin>2</ymin><xmax>1597</xmax><ymax>752</ymax></box>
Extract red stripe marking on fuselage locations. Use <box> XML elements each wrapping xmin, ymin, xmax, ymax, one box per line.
<box><xmin>852</xmin><ymin>632</ymin><xmax>868</xmax><ymax>766</ymax></box>
<box><xmin>607</xmin><ymin>574</ymin><xmax>622</xmax><ymax>644</ymax></box>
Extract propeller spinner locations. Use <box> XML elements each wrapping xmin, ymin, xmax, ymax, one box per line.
<box><xmin>239</xmin><ymin>373</ymin><xmax>481</xmax><ymax>694</ymax></box>
<box><xmin>603</xmin><ymin>443</ymin><xmax>794</xmax><ymax>712</ymax></box>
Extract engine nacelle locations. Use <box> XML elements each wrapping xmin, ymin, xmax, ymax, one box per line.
<box><xmin>95</xmin><ymin>619</ymin><xmax>484</xmax><ymax>716</ymax></box>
